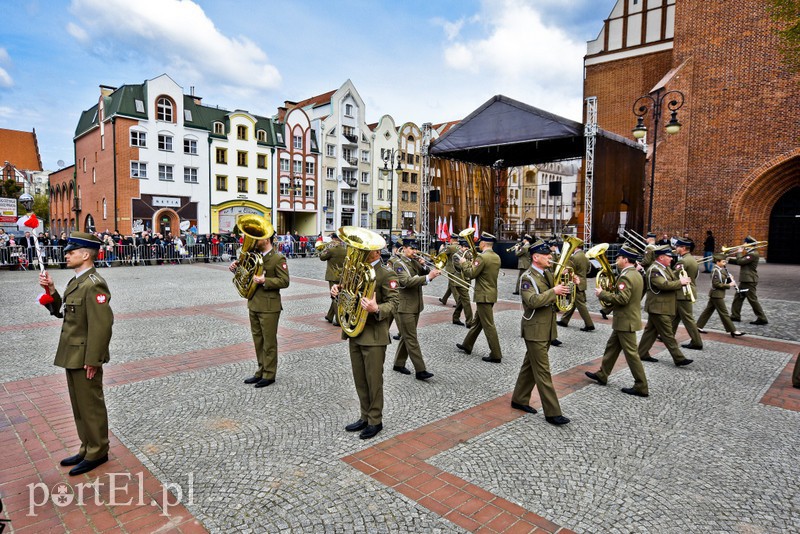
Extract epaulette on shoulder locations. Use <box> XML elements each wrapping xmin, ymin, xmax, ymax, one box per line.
<box><xmin>88</xmin><ymin>274</ymin><xmax>102</xmax><ymax>285</ymax></box>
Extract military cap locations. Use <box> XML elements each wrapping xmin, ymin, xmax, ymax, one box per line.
<box><xmin>712</xmin><ymin>253</ymin><xmax>727</xmax><ymax>262</ymax></box>
<box><xmin>617</xmin><ymin>243</ymin><xmax>639</xmax><ymax>260</ymax></box>
<box><xmin>329</xmin><ymin>232</ymin><xmax>341</xmax><ymax>240</ymax></box>
<box><xmin>646</xmin><ymin>232</ymin><xmax>657</xmax><ymax>239</ymax></box>
<box><xmin>478</xmin><ymin>232</ymin><xmax>497</xmax><ymax>243</ymax></box>
<box><xmin>744</xmin><ymin>235</ymin><xmax>757</xmax><ymax>244</ymax></box>
<box><xmin>523</xmin><ymin>234</ymin><xmax>533</xmax><ymax>242</ymax></box>
<box><xmin>652</xmin><ymin>244</ymin><xmax>673</xmax><ymax>256</ymax></box>
<box><xmin>675</xmin><ymin>237</ymin><xmax>693</xmax><ymax>248</ymax></box>
<box><xmin>458</xmin><ymin>239</ymin><xmax>469</xmax><ymax>247</ymax></box>
<box><xmin>64</xmin><ymin>232</ymin><xmax>102</xmax><ymax>252</ymax></box>
<box><xmin>529</xmin><ymin>239</ymin><xmax>551</xmax><ymax>255</ymax></box>
<box><xmin>402</xmin><ymin>237</ymin><xmax>418</xmax><ymax>248</ymax></box>
<box><xmin>449</xmin><ymin>233</ymin><xmax>459</xmax><ymax>241</ymax></box>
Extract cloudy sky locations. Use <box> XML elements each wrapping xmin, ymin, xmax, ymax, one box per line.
<box><xmin>1</xmin><ymin>0</ymin><xmax>612</xmax><ymax>170</ymax></box>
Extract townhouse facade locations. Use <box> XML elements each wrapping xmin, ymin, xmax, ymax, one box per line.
<box><xmin>275</xmin><ymin>106</ymin><xmax>320</xmax><ymax>235</ymax></box>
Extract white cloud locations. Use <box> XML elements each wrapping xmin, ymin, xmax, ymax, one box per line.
<box><xmin>67</xmin><ymin>0</ymin><xmax>281</xmax><ymax>93</ymax></box>
<box><xmin>0</xmin><ymin>48</ymin><xmax>12</xmax><ymax>88</ymax></box>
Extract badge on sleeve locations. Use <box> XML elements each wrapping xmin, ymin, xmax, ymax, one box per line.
<box><xmin>96</xmin><ymin>294</ymin><xmax>108</xmax><ymax>304</ymax></box>
<box><xmin>396</xmin><ymin>267</ymin><xmax>403</xmax><ymax>274</ymax></box>
<box><xmin>473</xmin><ymin>260</ymin><xmax>479</xmax><ymax>266</ymax></box>
<box><xmin>521</xmin><ymin>282</ymin><xmax>530</xmax><ymax>291</ymax></box>
<box><xmin>389</xmin><ymin>280</ymin><xmax>398</xmax><ymax>289</ymax></box>
<box><xmin>618</xmin><ymin>282</ymin><xmax>626</xmax><ymax>291</ymax></box>
<box><xmin>281</xmin><ymin>262</ymin><xmax>288</xmax><ymax>270</ymax></box>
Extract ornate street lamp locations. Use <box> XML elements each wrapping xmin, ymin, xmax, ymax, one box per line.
<box><xmin>381</xmin><ymin>149</ymin><xmax>402</xmax><ymax>241</ymax></box>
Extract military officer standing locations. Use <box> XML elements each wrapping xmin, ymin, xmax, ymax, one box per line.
<box><xmin>637</xmin><ymin>245</ymin><xmax>693</xmax><ymax>366</ymax></box>
<box><xmin>585</xmin><ymin>244</ymin><xmax>649</xmax><ymax>397</ymax></box>
<box><xmin>672</xmin><ymin>238</ymin><xmax>704</xmax><ymax>350</ymax></box>
<box><xmin>439</xmin><ymin>234</ymin><xmax>460</xmax><ymax>309</ymax></box>
<box><xmin>320</xmin><ymin>233</ymin><xmax>346</xmax><ymax>326</ymax></box>
<box><xmin>729</xmin><ymin>236</ymin><xmax>769</xmax><ymax>325</ymax></box>
<box><xmin>452</xmin><ymin>239</ymin><xmax>474</xmax><ymax>327</ymax></box>
<box><xmin>512</xmin><ymin>234</ymin><xmax>532</xmax><ymax>295</ymax></box>
<box><xmin>39</xmin><ymin>232</ymin><xmax>114</xmax><ymax>476</ymax></box>
<box><xmin>392</xmin><ymin>239</ymin><xmax>440</xmax><ymax>380</ymax></box>
<box><xmin>696</xmin><ymin>253</ymin><xmax>745</xmax><ymax>337</ymax></box>
<box><xmin>510</xmin><ymin>240</ymin><xmax>571</xmax><ymax>425</ymax></box>
<box><xmin>332</xmin><ymin>237</ymin><xmax>399</xmax><ymax>440</ymax></box>
<box><xmin>230</xmin><ymin>229</ymin><xmax>290</xmax><ymax>388</ymax></box>
<box><xmin>557</xmin><ymin>242</ymin><xmax>595</xmax><ymax>331</ymax></box>
<box><xmin>456</xmin><ymin>233</ymin><xmax>503</xmax><ymax>363</ymax></box>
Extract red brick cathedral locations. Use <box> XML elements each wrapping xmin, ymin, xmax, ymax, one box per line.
<box><xmin>584</xmin><ymin>0</ymin><xmax>799</xmax><ymax>263</ymax></box>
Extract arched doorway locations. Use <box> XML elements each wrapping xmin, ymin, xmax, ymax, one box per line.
<box><xmin>84</xmin><ymin>214</ymin><xmax>95</xmax><ymax>232</ymax></box>
<box><xmin>768</xmin><ymin>186</ymin><xmax>800</xmax><ymax>264</ymax></box>
<box><xmin>153</xmin><ymin>209</ymin><xmax>179</xmax><ymax>237</ymax></box>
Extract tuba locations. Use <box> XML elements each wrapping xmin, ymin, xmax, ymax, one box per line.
<box><xmin>552</xmin><ymin>235</ymin><xmax>583</xmax><ymax>312</ymax></box>
<box><xmin>586</xmin><ymin>243</ymin><xmax>615</xmax><ymax>307</ymax></box>
<box><xmin>232</xmin><ymin>214</ymin><xmax>274</xmax><ymax>299</ymax></box>
<box><xmin>336</xmin><ymin>226</ymin><xmax>386</xmax><ymax>337</ymax></box>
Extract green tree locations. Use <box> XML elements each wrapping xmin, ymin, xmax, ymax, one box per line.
<box><xmin>32</xmin><ymin>193</ymin><xmax>50</xmax><ymax>223</ymax></box>
<box><xmin>0</xmin><ymin>178</ymin><xmax>21</xmax><ymax>198</ymax></box>
<box><xmin>769</xmin><ymin>0</ymin><xmax>800</xmax><ymax>72</ymax></box>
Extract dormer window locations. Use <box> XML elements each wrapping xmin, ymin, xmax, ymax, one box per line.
<box><xmin>214</xmin><ymin>122</ymin><xmax>224</xmax><ymax>135</ymax></box>
<box><xmin>156</xmin><ymin>97</ymin><xmax>173</xmax><ymax>122</ymax></box>
<box><xmin>237</xmin><ymin>125</ymin><xmax>248</xmax><ymax>140</ymax></box>
<box><xmin>257</xmin><ymin>130</ymin><xmax>266</xmax><ymax>142</ymax></box>
<box><xmin>345</xmin><ymin>104</ymin><xmax>353</xmax><ymax>117</ymax></box>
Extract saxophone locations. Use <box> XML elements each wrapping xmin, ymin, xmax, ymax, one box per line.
<box><xmin>336</xmin><ymin>226</ymin><xmax>386</xmax><ymax>337</ymax></box>
<box><xmin>552</xmin><ymin>235</ymin><xmax>583</xmax><ymax>312</ymax></box>
<box><xmin>232</xmin><ymin>214</ymin><xmax>274</xmax><ymax>299</ymax></box>
<box><xmin>586</xmin><ymin>243</ymin><xmax>615</xmax><ymax>307</ymax></box>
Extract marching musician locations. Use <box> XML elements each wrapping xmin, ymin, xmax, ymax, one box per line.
<box><xmin>728</xmin><ymin>236</ymin><xmax>769</xmax><ymax>325</ymax></box>
<box><xmin>510</xmin><ymin>239</ymin><xmax>571</xmax><ymax>425</ymax></box>
<box><xmin>637</xmin><ymin>245</ymin><xmax>693</xmax><ymax>367</ymax></box>
<box><xmin>229</xmin><ymin>229</ymin><xmax>290</xmax><ymax>388</ymax></box>
<box><xmin>585</xmin><ymin>243</ymin><xmax>649</xmax><ymax>397</ymax></box>
<box><xmin>455</xmin><ymin>232</ymin><xmax>503</xmax><ymax>363</ymax></box>
<box><xmin>391</xmin><ymin>238</ymin><xmax>441</xmax><ymax>380</ymax></box>
<box><xmin>452</xmin><ymin>238</ymin><xmax>474</xmax><ymax>327</ymax></box>
<box><xmin>557</xmin><ymin>241</ymin><xmax>596</xmax><ymax>332</ymax></box>
<box><xmin>672</xmin><ymin>237</ymin><xmax>704</xmax><ymax>350</ymax></box>
<box><xmin>512</xmin><ymin>234</ymin><xmax>532</xmax><ymax>296</ymax></box>
<box><xmin>438</xmin><ymin>234</ymin><xmax>459</xmax><ymax>306</ymax></box>
<box><xmin>320</xmin><ymin>232</ymin><xmax>346</xmax><ymax>326</ymax></box>
<box><xmin>548</xmin><ymin>238</ymin><xmax>565</xmax><ymax>347</ymax></box>
<box><xmin>696</xmin><ymin>253</ymin><xmax>745</xmax><ymax>337</ymax></box>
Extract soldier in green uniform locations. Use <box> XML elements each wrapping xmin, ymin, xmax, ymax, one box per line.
<box><xmin>452</xmin><ymin>239</ymin><xmax>474</xmax><ymax>327</ymax></box>
<box><xmin>585</xmin><ymin>244</ymin><xmax>649</xmax><ymax>397</ymax></box>
<box><xmin>637</xmin><ymin>245</ymin><xmax>693</xmax><ymax>366</ymax></box>
<box><xmin>696</xmin><ymin>253</ymin><xmax>745</xmax><ymax>337</ymax></box>
<box><xmin>39</xmin><ymin>232</ymin><xmax>114</xmax><ymax>476</ymax></box>
<box><xmin>456</xmin><ymin>233</ymin><xmax>503</xmax><ymax>363</ymax></box>
<box><xmin>332</xmin><ymin>238</ymin><xmax>399</xmax><ymax>440</ymax></box>
<box><xmin>672</xmin><ymin>238</ymin><xmax>704</xmax><ymax>350</ymax></box>
<box><xmin>729</xmin><ymin>236</ymin><xmax>769</xmax><ymax>325</ymax></box>
<box><xmin>391</xmin><ymin>239</ymin><xmax>441</xmax><ymax>380</ymax></box>
<box><xmin>512</xmin><ymin>234</ymin><xmax>532</xmax><ymax>295</ymax></box>
<box><xmin>510</xmin><ymin>240</ymin><xmax>571</xmax><ymax>425</ymax></box>
<box><xmin>320</xmin><ymin>233</ymin><xmax>346</xmax><ymax>325</ymax></box>
<box><xmin>230</xmin><ymin>229</ymin><xmax>290</xmax><ymax>388</ymax></box>
<box><xmin>557</xmin><ymin>243</ymin><xmax>595</xmax><ymax>331</ymax></box>
<box><xmin>438</xmin><ymin>235</ymin><xmax>459</xmax><ymax>306</ymax></box>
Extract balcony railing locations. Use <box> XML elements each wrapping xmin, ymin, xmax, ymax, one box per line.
<box><xmin>342</xmin><ymin>132</ymin><xmax>358</xmax><ymax>144</ymax></box>
<box><xmin>72</xmin><ymin>198</ymin><xmax>81</xmax><ymax>212</ymax></box>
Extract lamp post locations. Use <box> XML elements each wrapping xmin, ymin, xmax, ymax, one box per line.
<box><xmin>381</xmin><ymin>149</ymin><xmax>402</xmax><ymax>242</ymax></box>
<box><xmin>631</xmin><ymin>88</ymin><xmax>685</xmax><ymax>231</ymax></box>
<box><xmin>290</xmin><ymin>175</ymin><xmax>303</xmax><ymax>235</ymax></box>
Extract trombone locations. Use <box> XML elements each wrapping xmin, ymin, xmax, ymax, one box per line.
<box><xmin>720</xmin><ymin>241</ymin><xmax>768</xmax><ymax>254</ymax></box>
<box><xmin>618</xmin><ymin>229</ymin><xmax>650</xmax><ymax>254</ymax></box>
<box><xmin>411</xmin><ymin>250</ymin><xmax>472</xmax><ymax>290</ymax></box>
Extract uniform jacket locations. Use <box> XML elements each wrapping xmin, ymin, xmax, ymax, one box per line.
<box><xmin>519</xmin><ymin>268</ymin><xmax>557</xmax><ymax>341</ymax></box>
<box><xmin>598</xmin><ymin>266</ymin><xmax>643</xmax><ymax>332</ymax></box>
<box><xmin>443</xmin><ymin>243</ymin><xmax>459</xmax><ymax>274</ymax></box>
<box><xmin>568</xmin><ymin>249</ymin><xmax>589</xmax><ymax>291</ymax></box>
<box><xmin>515</xmin><ymin>244</ymin><xmax>531</xmax><ymax>270</ymax></box>
<box><xmin>320</xmin><ymin>243</ymin><xmax>346</xmax><ymax>282</ymax></box>
<box><xmin>349</xmin><ymin>261</ymin><xmax>399</xmax><ymax>347</ymax></box>
<box><xmin>49</xmin><ymin>268</ymin><xmax>114</xmax><ymax>369</ymax></box>
<box><xmin>729</xmin><ymin>250</ymin><xmax>759</xmax><ymax>283</ymax></box>
<box><xmin>248</xmin><ymin>248</ymin><xmax>290</xmax><ymax>313</ymax></box>
<box><xmin>461</xmin><ymin>248</ymin><xmax>500</xmax><ymax>303</ymax></box>
<box><xmin>675</xmin><ymin>253</ymin><xmax>699</xmax><ymax>302</ymax></box>
<box><xmin>709</xmin><ymin>266</ymin><xmax>732</xmax><ymax>298</ymax></box>
<box><xmin>644</xmin><ymin>262</ymin><xmax>683</xmax><ymax>316</ymax></box>
<box><xmin>394</xmin><ymin>255</ymin><xmax>428</xmax><ymax>314</ymax></box>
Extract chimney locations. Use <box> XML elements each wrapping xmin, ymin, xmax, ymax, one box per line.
<box><xmin>99</xmin><ymin>84</ymin><xmax>116</xmax><ymax>97</ymax></box>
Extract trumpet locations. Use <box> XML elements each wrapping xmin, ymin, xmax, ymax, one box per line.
<box><xmin>506</xmin><ymin>242</ymin><xmax>521</xmax><ymax>253</ymax></box>
<box><xmin>720</xmin><ymin>241</ymin><xmax>768</xmax><ymax>253</ymax></box>
<box><xmin>412</xmin><ymin>251</ymin><xmax>472</xmax><ymax>290</ymax></box>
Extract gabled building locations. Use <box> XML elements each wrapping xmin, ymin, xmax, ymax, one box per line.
<box><xmin>0</xmin><ymin>128</ymin><xmax>44</xmax><ymax>195</ymax></box>
<box><xmin>371</xmin><ymin>115</ymin><xmax>399</xmax><ymax>233</ymax></box>
<box><xmin>396</xmin><ymin>122</ymin><xmax>423</xmax><ymax>234</ymax></box>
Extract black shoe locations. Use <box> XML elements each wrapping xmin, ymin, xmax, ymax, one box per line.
<box><xmin>621</xmin><ymin>387</ymin><xmax>649</xmax><ymax>398</ymax></box>
<box><xmin>359</xmin><ymin>423</ymin><xmax>383</xmax><ymax>439</ymax></box>
<box><xmin>69</xmin><ymin>455</ymin><xmax>108</xmax><ymax>476</ymax></box>
<box><xmin>550</xmin><ymin>339</ymin><xmax>563</xmax><ymax>347</ymax></box>
<box><xmin>731</xmin><ymin>317</ymin><xmax>741</xmax><ymax>322</ymax></box>
<box><xmin>345</xmin><ymin>419</ymin><xmax>368</xmax><ymax>432</ymax></box>
<box><xmin>600</xmin><ymin>310</ymin><xmax>609</xmax><ymax>320</ymax></box>
<box><xmin>482</xmin><ymin>356</ymin><xmax>502</xmax><ymax>363</ymax></box>
<box><xmin>731</xmin><ymin>331</ymin><xmax>745</xmax><ymax>337</ymax></box>
<box><xmin>332</xmin><ymin>319</ymin><xmax>339</xmax><ymax>327</ymax></box>
<box><xmin>254</xmin><ymin>378</ymin><xmax>275</xmax><ymax>388</ymax></box>
<box><xmin>393</xmin><ymin>333</ymin><xmax>401</xmax><ymax>340</ymax></box>
<box><xmin>393</xmin><ymin>365</ymin><xmax>411</xmax><ymax>375</ymax></box>
<box><xmin>556</xmin><ymin>320</ymin><xmax>569</xmax><ymax>327</ymax></box>
<box><xmin>60</xmin><ymin>454</ymin><xmax>84</xmax><ymax>467</ymax></box>
<box><xmin>456</xmin><ymin>343</ymin><xmax>472</xmax><ymax>355</ymax></box>
<box><xmin>416</xmin><ymin>371</ymin><xmax>434</xmax><ymax>381</ymax></box>
<box><xmin>438</xmin><ymin>298</ymin><xmax>447</xmax><ymax>305</ymax></box>
<box><xmin>580</xmin><ymin>326</ymin><xmax>596</xmax><ymax>332</ymax></box>
<box><xmin>676</xmin><ymin>359</ymin><xmax>694</xmax><ymax>367</ymax></box>
<box><xmin>545</xmin><ymin>415</ymin><xmax>570</xmax><ymax>426</ymax></box>
<box><xmin>640</xmin><ymin>355</ymin><xmax>659</xmax><ymax>362</ymax></box>
<box><xmin>512</xmin><ymin>291</ymin><xmax>520</xmax><ymax>295</ymax></box>
<box><xmin>750</xmin><ymin>319</ymin><xmax>769</xmax><ymax>325</ymax></box>
<box><xmin>325</xmin><ymin>317</ymin><xmax>332</xmax><ymax>323</ymax></box>
<box><xmin>584</xmin><ymin>371</ymin><xmax>606</xmax><ymax>385</ymax></box>
<box><xmin>510</xmin><ymin>401</ymin><xmax>537</xmax><ymax>414</ymax></box>
<box><xmin>243</xmin><ymin>376</ymin><xmax>260</xmax><ymax>384</ymax></box>
<box><xmin>681</xmin><ymin>343</ymin><xmax>703</xmax><ymax>350</ymax></box>
<box><xmin>452</xmin><ymin>320</ymin><xmax>465</xmax><ymax>326</ymax></box>
<box><xmin>698</xmin><ymin>328</ymin><xmax>707</xmax><ymax>334</ymax></box>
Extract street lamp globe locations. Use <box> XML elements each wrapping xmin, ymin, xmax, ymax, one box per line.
<box><xmin>632</xmin><ymin>117</ymin><xmax>647</xmax><ymax>139</ymax></box>
<box><xmin>19</xmin><ymin>193</ymin><xmax>34</xmax><ymax>212</ymax></box>
<box><xmin>664</xmin><ymin>111</ymin><xmax>682</xmax><ymax>135</ymax></box>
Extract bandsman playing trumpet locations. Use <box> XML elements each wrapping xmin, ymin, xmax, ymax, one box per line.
<box><xmin>320</xmin><ymin>232</ymin><xmax>346</xmax><ymax>326</ymax></box>
<box><xmin>452</xmin><ymin>238</ymin><xmax>474</xmax><ymax>327</ymax></box>
<box><xmin>512</xmin><ymin>234</ymin><xmax>532</xmax><ymax>296</ymax></box>
<box><xmin>696</xmin><ymin>253</ymin><xmax>745</xmax><ymax>337</ymax></box>
<box><xmin>728</xmin><ymin>236</ymin><xmax>769</xmax><ymax>325</ymax></box>
<box><xmin>672</xmin><ymin>238</ymin><xmax>704</xmax><ymax>350</ymax></box>
<box><xmin>438</xmin><ymin>234</ymin><xmax>460</xmax><ymax>306</ymax></box>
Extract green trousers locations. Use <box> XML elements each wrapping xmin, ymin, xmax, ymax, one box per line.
<box><xmin>453</xmin><ymin>281</ymin><xmax>474</xmax><ymax>324</ymax></box>
<box><xmin>394</xmin><ymin>312</ymin><xmax>426</xmax><ymax>372</ymax></box>
<box><xmin>594</xmin><ymin>330</ymin><xmax>649</xmax><ymax>395</ymax></box>
<box><xmin>326</xmin><ymin>281</ymin><xmax>338</xmax><ymax>323</ymax></box>
<box><xmin>461</xmin><ymin>302</ymin><xmax>502</xmax><ymax>359</ymax></box>
<box><xmin>66</xmin><ymin>367</ymin><xmax>109</xmax><ymax>461</ymax></box>
<box><xmin>637</xmin><ymin>313</ymin><xmax>687</xmax><ymax>364</ymax></box>
<box><xmin>512</xmin><ymin>339</ymin><xmax>561</xmax><ymax>417</ymax></box>
<box><xmin>349</xmin><ymin>341</ymin><xmax>386</xmax><ymax>425</ymax></box>
<box><xmin>559</xmin><ymin>289</ymin><xmax>594</xmax><ymax>328</ymax></box>
<box><xmin>731</xmin><ymin>282</ymin><xmax>768</xmax><ymax>322</ymax></box>
<box><xmin>672</xmin><ymin>300</ymin><xmax>703</xmax><ymax>346</ymax></box>
<box><xmin>697</xmin><ymin>297</ymin><xmax>736</xmax><ymax>333</ymax></box>
<box><xmin>249</xmin><ymin>309</ymin><xmax>281</xmax><ymax>379</ymax></box>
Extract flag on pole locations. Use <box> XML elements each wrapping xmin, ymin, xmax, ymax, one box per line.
<box><xmin>436</xmin><ymin>217</ymin><xmax>442</xmax><ymax>240</ymax></box>
<box><xmin>468</xmin><ymin>216</ymin><xmax>473</xmax><ymax>236</ymax></box>
<box><xmin>473</xmin><ymin>216</ymin><xmax>480</xmax><ymax>237</ymax></box>
<box><xmin>449</xmin><ymin>216</ymin><xmax>454</xmax><ymax>237</ymax></box>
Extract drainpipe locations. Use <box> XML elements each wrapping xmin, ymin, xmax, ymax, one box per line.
<box><xmin>112</xmin><ymin>117</ymin><xmax>118</xmax><ymax>231</ymax></box>
<box><xmin>208</xmin><ymin>136</ymin><xmax>213</xmax><ymax>233</ymax></box>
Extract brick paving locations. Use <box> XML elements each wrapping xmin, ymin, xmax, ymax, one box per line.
<box><xmin>0</xmin><ymin>259</ymin><xmax>798</xmax><ymax>533</ymax></box>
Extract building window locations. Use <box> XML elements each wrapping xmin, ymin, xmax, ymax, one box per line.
<box><xmin>305</xmin><ymin>161</ymin><xmax>315</xmax><ymax>175</ymax></box>
<box><xmin>184</xmin><ymin>167</ymin><xmax>198</xmax><ymax>183</ymax></box>
<box><xmin>326</xmin><ymin>144</ymin><xmax>335</xmax><ymax>157</ymax></box>
<box><xmin>280</xmin><ymin>182</ymin><xmax>290</xmax><ymax>196</ymax></box>
<box><xmin>345</xmin><ymin>103</ymin><xmax>353</xmax><ymax>116</ymax></box>
<box><xmin>280</xmin><ymin>158</ymin><xmax>289</xmax><ymax>172</ymax></box>
<box><xmin>135</xmin><ymin>99</ymin><xmax>145</xmax><ymax>113</ymax></box>
<box><xmin>326</xmin><ymin>168</ymin><xmax>335</xmax><ymax>180</ymax></box>
<box><xmin>411</xmin><ymin>173</ymin><xmax>417</xmax><ymax>184</ymax></box>
<box><xmin>293</xmin><ymin>135</ymin><xmax>302</xmax><ymax>149</ymax></box>
<box><xmin>378</xmin><ymin>189</ymin><xmax>384</xmax><ymax>200</ymax></box>
<box><xmin>184</xmin><ymin>109</ymin><xmax>192</xmax><ymax>121</ymax></box>
<box><xmin>362</xmin><ymin>151</ymin><xmax>369</xmax><ymax>162</ymax></box>
<box><xmin>102</xmin><ymin>198</ymin><xmax>107</xmax><ymax>219</ymax></box>
<box><xmin>343</xmin><ymin>170</ymin><xmax>354</xmax><ymax>183</ymax></box>
<box><xmin>257</xmin><ymin>179</ymin><xmax>267</xmax><ymax>194</ymax></box>
<box><xmin>361</xmin><ymin>172</ymin><xmax>369</xmax><ymax>183</ymax></box>
<box><xmin>237</xmin><ymin>151</ymin><xmax>247</xmax><ymax>167</ymax></box>
<box><xmin>401</xmin><ymin>191</ymin><xmax>409</xmax><ymax>201</ymax></box>
<box><xmin>216</xmin><ymin>175</ymin><xmax>227</xmax><ymax>191</ymax></box>
<box><xmin>237</xmin><ymin>177</ymin><xmax>247</xmax><ymax>193</ymax></box>
<box><xmin>360</xmin><ymin>193</ymin><xmax>369</xmax><ymax>210</ymax></box>
<box><xmin>131</xmin><ymin>161</ymin><xmax>147</xmax><ymax>178</ymax></box>
<box><xmin>213</xmin><ymin>122</ymin><xmax>224</xmax><ymax>135</ymax></box>
<box><xmin>130</xmin><ymin>130</ymin><xmax>146</xmax><ymax>147</ymax></box>
<box><xmin>156</xmin><ymin>97</ymin><xmax>173</xmax><ymax>122</ymax></box>
<box><xmin>410</xmin><ymin>192</ymin><xmax>417</xmax><ymax>202</ymax></box>
<box><xmin>257</xmin><ymin>130</ymin><xmax>266</xmax><ymax>142</ymax></box>
<box><xmin>184</xmin><ymin>138</ymin><xmax>197</xmax><ymax>155</ymax></box>
<box><xmin>402</xmin><ymin>172</ymin><xmax>409</xmax><ymax>183</ymax></box>
<box><xmin>293</xmin><ymin>160</ymin><xmax>302</xmax><ymax>174</ymax></box>
<box><xmin>341</xmin><ymin>191</ymin><xmax>354</xmax><ymax>205</ymax></box>
<box><xmin>305</xmin><ymin>184</ymin><xmax>314</xmax><ymax>198</ymax></box>
<box><xmin>158</xmin><ymin>164</ymin><xmax>174</xmax><ymax>181</ymax></box>
<box><xmin>158</xmin><ymin>134</ymin><xmax>173</xmax><ymax>152</ymax></box>
<box><xmin>216</xmin><ymin>148</ymin><xmax>227</xmax><ymax>164</ymax></box>
<box><xmin>237</xmin><ymin>125</ymin><xmax>247</xmax><ymax>140</ymax></box>
<box><xmin>326</xmin><ymin>190</ymin><xmax>335</xmax><ymax>208</ymax></box>
<box><xmin>257</xmin><ymin>154</ymin><xmax>267</xmax><ymax>169</ymax></box>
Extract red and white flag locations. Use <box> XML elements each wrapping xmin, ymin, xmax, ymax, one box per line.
<box><xmin>449</xmin><ymin>216</ymin><xmax>454</xmax><ymax>236</ymax></box>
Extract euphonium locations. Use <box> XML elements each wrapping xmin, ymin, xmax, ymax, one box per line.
<box><xmin>232</xmin><ymin>214</ymin><xmax>275</xmax><ymax>299</ymax></box>
<box><xmin>458</xmin><ymin>228</ymin><xmax>477</xmax><ymax>263</ymax></box>
<box><xmin>336</xmin><ymin>226</ymin><xmax>386</xmax><ymax>337</ymax></box>
<box><xmin>586</xmin><ymin>243</ymin><xmax>615</xmax><ymax>307</ymax></box>
<box><xmin>552</xmin><ymin>235</ymin><xmax>583</xmax><ymax>312</ymax></box>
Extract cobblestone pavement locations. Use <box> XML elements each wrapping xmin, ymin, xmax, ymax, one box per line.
<box><xmin>1</xmin><ymin>258</ymin><xmax>798</xmax><ymax>533</ymax></box>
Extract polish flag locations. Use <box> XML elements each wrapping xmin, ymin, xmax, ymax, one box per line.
<box><xmin>473</xmin><ymin>216</ymin><xmax>480</xmax><ymax>237</ymax></box>
<box><xmin>449</xmin><ymin>216</ymin><xmax>454</xmax><ymax>236</ymax></box>
<box><xmin>468</xmin><ymin>215</ymin><xmax>473</xmax><ymax>234</ymax></box>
